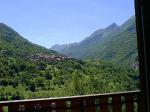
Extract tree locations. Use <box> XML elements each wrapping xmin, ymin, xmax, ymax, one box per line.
<box><xmin>11</xmin><ymin>92</ymin><xmax>21</xmax><ymax>100</ymax></box>
<box><xmin>72</xmin><ymin>71</ymin><xmax>84</xmax><ymax>95</ymax></box>
<box><xmin>35</xmin><ymin>77</ymin><xmax>45</xmax><ymax>88</ymax></box>
<box><xmin>12</xmin><ymin>77</ymin><xmax>19</xmax><ymax>88</ymax></box>
<box><xmin>28</xmin><ymin>81</ymin><xmax>36</xmax><ymax>92</ymax></box>
<box><xmin>0</xmin><ymin>79</ymin><xmax>9</xmax><ymax>86</ymax></box>
<box><xmin>45</xmin><ymin>71</ymin><xmax>52</xmax><ymax>80</ymax></box>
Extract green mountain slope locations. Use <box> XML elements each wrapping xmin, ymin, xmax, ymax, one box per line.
<box><xmin>51</xmin><ymin>16</ymin><xmax>138</xmax><ymax>66</ymax></box>
<box><xmin>84</xmin><ymin>16</ymin><xmax>138</xmax><ymax>65</ymax></box>
<box><xmin>0</xmin><ymin>23</ymin><xmax>138</xmax><ymax>100</ymax></box>
<box><xmin>0</xmin><ymin>23</ymin><xmax>58</xmax><ymax>57</ymax></box>
<box><xmin>51</xmin><ymin>23</ymin><xmax>119</xmax><ymax>58</ymax></box>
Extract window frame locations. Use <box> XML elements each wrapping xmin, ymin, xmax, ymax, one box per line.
<box><xmin>134</xmin><ymin>0</ymin><xmax>150</xmax><ymax>111</ymax></box>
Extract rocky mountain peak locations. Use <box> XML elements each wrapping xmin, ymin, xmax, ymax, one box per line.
<box><xmin>105</xmin><ymin>23</ymin><xmax>119</xmax><ymax>30</ymax></box>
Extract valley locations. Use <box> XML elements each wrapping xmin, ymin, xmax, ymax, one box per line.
<box><xmin>0</xmin><ymin>16</ymin><xmax>139</xmax><ymax>101</ymax></box>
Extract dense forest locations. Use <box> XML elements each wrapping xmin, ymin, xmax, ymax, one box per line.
<box><xmin>0</xmin><ymin>20</ymin><xmax>139</xmax><ymax>101</ymax></box>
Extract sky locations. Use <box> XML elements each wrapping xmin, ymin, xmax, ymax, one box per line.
<box><xmin>0</xmin><ymin>0</ymin><xmax>135</xmax><ymax>48</ymax></box>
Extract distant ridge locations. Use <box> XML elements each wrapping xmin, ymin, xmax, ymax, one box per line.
<box><xmin>51</xmin><ymin>22</ymin><xmax>119</xmax><ymax>58</ymax></box>
<box><xmin>51</xmin><ymin>16</ymin><xmax>137</xmax><ymax>66</ymax></box>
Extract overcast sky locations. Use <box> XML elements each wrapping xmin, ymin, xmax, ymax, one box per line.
<box><xmin>0</xmin><ymin>0</ymin><xmax>135</xmax><ymax>48</ymax></box>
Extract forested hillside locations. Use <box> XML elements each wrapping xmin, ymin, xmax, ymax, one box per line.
<box><xmin>51</xmin><ymin>16</ymin><xmax>138</xmax><ymax>67</ymax></box>
<box><xmin>0</xmin><ymin>23</ymin><xmax>58</xmax><ymax>57</ymax></box>
<box><xmin>0</xmin><ymin>23</ymin><xmax>139</xmax><ymax>101</ymax></box>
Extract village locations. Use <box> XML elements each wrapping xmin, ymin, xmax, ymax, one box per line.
<box><xmin>27</xmin><ymin>53</ymin><xmax>71</xmax><ymax>63</ymax></box>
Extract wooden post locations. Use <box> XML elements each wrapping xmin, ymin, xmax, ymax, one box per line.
<box><xmin>84</xmin><ymin>98</ymin><xmax>96</xmax><ymax>112</ymax></box>
<box><xmin>26</xmin><ymin>102</ymin><xmax>35</xmax><ymax>112</ymax></box>
<box><xmin>40</xmin><ymin>100</ymin><xmax>52</xmax><ymax>112</ymax></box>
<box><xmin>125</xmin><ymin>95</ymin><xmax>134</xmax><ymax>112</ymax></box>
<box><xmin>55</xmin><ymin>100</ymin><xmax>66</xmax><ymax>112</ymax></box>
<box><xmin>71</xmin><ymin>99</ymin><xmax>81</xmax><ymax>112</ymax></box>
<box><xmin>8</xmin><ymin>104</ymin><xmax>19</xmax><ymax>112</ymax></box>
<box><xmin>112</xmin><ymin>95</ymin><xmax>122</xmax><ymax>112</ymax></box>
<box><xmin>0</xmin><ymin>105</ymin><xmax>3</xmax><ymax>112</ymax></box>
<box><xmin>99</xmin><ymin>96</ymin><xmax>109</xmax><ymax>112</ymax></box>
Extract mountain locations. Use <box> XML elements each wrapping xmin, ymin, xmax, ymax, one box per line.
<box><xmin>51</xmin><ymin>16</ymin><xmax>137</xmax><ymax>66</ymax></box>
<box><xmin>84</xmin><ymin>16</ymin><xmax>137</xmax><ymax>65</ymax></box>
<box><xmin>51</xmin><ymin>23</ymin><xmax>119</xmax><ymax>58</ymax></box>
<box><xmin>0</xmin><ymin>23</ymin><xmax>59</xmax><ymax>57</ymax></box>
<box><xmin>51</xmin><ymin>43</ymin><xmax>78</xmax><ymax>53</ymax></box>
<box><xmin>0</xmin><ymin>22</ymin><xmax>138</xmax><ymax>100</ymax></box>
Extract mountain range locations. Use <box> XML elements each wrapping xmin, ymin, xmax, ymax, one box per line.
<box><xmin>51</xmin><ymin>16</ymin><xmax>138</xmax><ymax>66</ymax></box>
<box><xmin>0</xmin><ymin>18</ymin><xmax>139</xmax><ymax>100</ymax></box>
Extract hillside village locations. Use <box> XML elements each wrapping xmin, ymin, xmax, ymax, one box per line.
<box><xmin>27</xmin><ymin>53</ymin><xmax>71</xmax><ymax>62</ymax></box>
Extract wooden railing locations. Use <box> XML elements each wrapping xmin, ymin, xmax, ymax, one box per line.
<box><xmin>0</xmin><ymin>90</ymin><xmax>140</xmax><ymax>112</ymax></box>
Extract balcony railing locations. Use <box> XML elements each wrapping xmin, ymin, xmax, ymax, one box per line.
<box><xmin>0</xmin><ymin>90</ymin><xmax>140</xmax><ymax>112</ymax></box>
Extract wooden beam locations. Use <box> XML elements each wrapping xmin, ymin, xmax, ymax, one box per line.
<box><xmin>125</xmin><ymin>95</ymin><xmax>134</xmax><ymax>112</ymax></box>
<box><xmin>71</xmin><ymin>99</ymin><xmax>81</xmax><ymax>112</ymax></box>
<box><xmin>99</xmin><ymin>96</ymin><xmax>109</xmax><ymax>112</ymax></box>
<box><xmin>112</xmin><ymin>95</ymin><xmax>121</xmax><ymax>112</ymax></box>
<box><xmin>84</xmin><ymin>98</ymin><xmax>96</xmax><ymax>112</ymax></box>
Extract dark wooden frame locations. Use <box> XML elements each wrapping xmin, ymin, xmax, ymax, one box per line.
<box><xmin>134</xmin><ymin>0</ymin><xmax>150</xmax><ymax>111</ymax></box>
